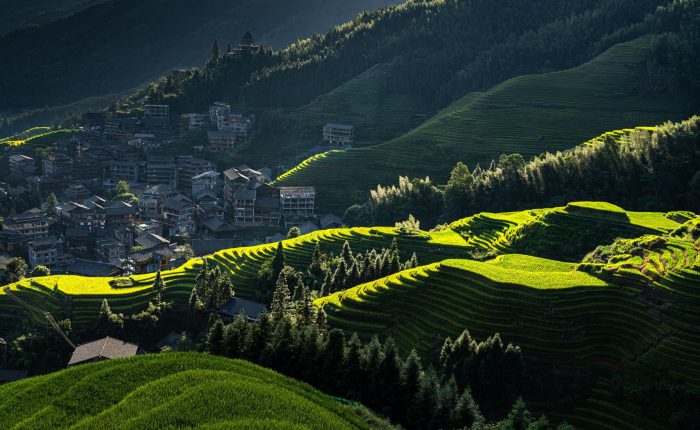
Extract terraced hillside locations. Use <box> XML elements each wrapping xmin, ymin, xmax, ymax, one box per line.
<box><xmin>0</xmin><ymin>202</ymin><xmax>683</xmax><ymax>330</ymax></box>
<box><xmin>248</xmin><ymin>63</ymin><xmax>424</xmax><ymax>166</ymax></box>
<box><xmin>0</xmin><ymin>353</ymin><xmax>388</xmax><ymax>429</ymax></box>
<box><xmin>0</xmin><ymin>226</ymin><xmax>469</xmax><ymax>328</ymax></box>
<box><xmin>317</xmin><ymin>215</ymin><xmax>700</xmax><ymax>429</ymax></box>
<box><xmin>276</xmin><ymin>36</ymin><xmax>692</xmax><ymax>212</ymax></box>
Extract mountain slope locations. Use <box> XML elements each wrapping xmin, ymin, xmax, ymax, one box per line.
<box><xmin>276</xmin><ymin>36</ymin><xmax>692</xmax><ymax>212</ymax></box>
<box><xmin>0</xmin><ymin>0</ymin><xmax>397</xmax><ymax>110</ymax></box>
<box><xmin>317</xmin><ymin>214</ymin><xmax>700</xmax><ymax>429</ymax></box>
<box><xmin>0</xmin><ymin>353</ymin><xmax>385</xmax><ymax>429</ymax></box>
<box><xmin>0</xmin><ymin>0</ymin><xmax>104</xmax><ymax>34</ymax></box>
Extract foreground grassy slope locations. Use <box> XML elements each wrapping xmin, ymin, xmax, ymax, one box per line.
<box><xmin>316</xmin><ymin>219</ymin><xmax>700</xmax><ymax>430</ymax></box>
<box><xmin>276</xmin><ymin>36</ymin><xmax>692</xmax><ymax>212</ymax></box>
<box><xmin>0</xmin><ymin>353</ymin><xmax>385</xmax><ymax>429</ymax></box>
<box><xmin>0</xmin><ymin>202</ymin><xmax>683</xmax><ymax>329</ymax></box>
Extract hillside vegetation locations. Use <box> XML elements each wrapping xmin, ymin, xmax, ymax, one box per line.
<box><xmin>276</xmin><ymin>36</ymin><xmax>693</xmax><ymax>211</ymax></box>
<box><xmin>0</xmin><ymin>0</ymin><xmax>397</xmax><ymax>111</ymax></box>
<box><xmin>0</xmin><ymin>202</ymin><xmax>683</xmax><ymax>329</ymax></box>
<box><xmin>317</xmin><ymin>215</ymin><xmax>700</xmax><ymax>429</ymax></box>
<box><xmin>0</xmin><ymin>352</ymin><xmax>388</xmax><ymax>429</ymax></box>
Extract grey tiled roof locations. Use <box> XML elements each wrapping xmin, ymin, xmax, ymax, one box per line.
<box><xmin>68</xmin><ymin>337</ymin><xmax>138</xmax><ymax>366</ymax></box>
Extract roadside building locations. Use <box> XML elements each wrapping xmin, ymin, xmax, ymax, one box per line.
<box><xmin>207</xmin><ymin>131</ymin><xmax>237</xmax><ymax>154</ymax></box>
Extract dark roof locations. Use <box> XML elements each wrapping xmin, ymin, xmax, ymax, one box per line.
<box><xmin>164</xmin><ymin>196</ymin><xmax>193</xmax><ymax>210</ymax></box>
<box><xmin>201</xmin><ymin>218</ymin><xmax>235</xmax><ymax>233</ymax></box>
<box><xmin>233</xmin><ymin>189</ymin><xmax>256</xmax><ymax>200</ymax></box>
<box><xmin>324</xmin><ymin>123</ymin><xmax>353</xmax><ymax>130</ymax></box>
<box><xmin>55</xmin><ymin>259</ymin><xmax>121</xmax><ymax>277</ymax></box>
<box><xmin>191</xmin><ymin>239</ymin><xmax>235</xmax><ymax>256</ymax></box>
<box><xmin>68</xmin><ymin>337</ymin><xmax>138</xmax><ymax>366</ymax></box>
<box><xmin>0</xmin><ymin>370</ymin><xmax>28</xmax><ymax>382</ymax></box>
<box><xmin>219</xmin><ymin>297</ymin><xmax>267</xmax><ymax>320</ymax></box>
<box><xmin>106</xmin><ymin>201</ymin><xmax>136</xmax><ymax>216</ymax></box>
<box><xmin>143</xmin><ymin>184</ymin><xmax>173</xmax><ymax>196</ymax></box>
<box><xmin>192</xmin><ymin>170</ymin><xmax>220</xmax><ymax>180</ymax></box>
<box><xmin>135</xmin><ymin>233</ymin><xmax>169</xmax><ymax>249</ymax></box>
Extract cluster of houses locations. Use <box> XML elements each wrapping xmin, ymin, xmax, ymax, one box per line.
<box><xmin>0</xmin><ymin>114</ymin><xmax>344</xmax><ymax>277</ymax></box>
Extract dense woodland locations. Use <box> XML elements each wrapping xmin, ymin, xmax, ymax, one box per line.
<box><xmin>0</xmin><ymin>0</ymin><xmax>395</xmax><ymax>111</ymax></box>
<box><xmin>141</xmin><ymin>0</ymin><xmax>691</xmax><ymax>117</ymax></box>
<box><xmin>345</xmin><ymin>116</ymin><xmax>700</xmax><ymax>228</ymax></box>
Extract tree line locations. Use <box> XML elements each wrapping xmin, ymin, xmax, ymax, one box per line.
<box><xmin>205</xmin><ymin>311</ymin><xmax>570</xmax><ymax>430</ymax></box>
<box><xmin>345</xmin><ymin>116</ymin><xmax>700</xmax><ymax>228</ymax></box>
<box><xmin>255</xmin><ymin>239</ymin><xmax>419</xmax><ymax>303</ymax></box>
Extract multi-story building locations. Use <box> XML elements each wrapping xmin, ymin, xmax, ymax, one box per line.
<box><xmin>2</xmin><ymin>209</ymin><xmax>50</xmax><ymax>240</ymax></box>
<box><xmin>8</xmin><ymin>155</ymin><xmax>36</xmax><ymax>178</ymax></box>
<box><xmin>139</xmin><ymin>184</ymin><xmax>176</xmax><ymax>217</ymax></box>
<box><xmin>104</xmin><ymin>117</ymin><xmax>140</xmax><ymax>142</ymax></box>
<box><xmin>209</xmin><ymin>102</ymin><xmax>231</xmax><ymax>123</ymax></box>
<box><xmin>144</xmin><ymin>105</ymin><xmax>169</xmax><ymax>121</ymax></box>
<box><xmin>27</xmin><ymin>236</ymin><xmax>72</xmax><ymax>268</ymax></box>
<box><xmin>146</xmin><ymin>156</ymin><xmax>177</xmax><ymax>188</ymax></box>
<box><xmin>233</xmin><ymin>189</ymin><xmax>256</xmax><ymax>225</ymax></box>
<box><xmin>180</xmin><ymin>113</ymin><xmax>207</xmax><ymax>130</ymax></box>
<box><xmin>163</xmin><ymin>194</ymin><xmax>196</xmax><ymax>235</ymax></box>
<box><xmin>104</xmin><ymin>160</ymin><xmax>146</xmax><ymax>183</ymax></box>
<box><xmin>26</xmin><ymin>176</ymin><xmax>67</xmax><ymax>196</ymax></box>
<box><xmin>322</xmin><ymin>123</ymin><xmax>354</xmax><ymax>147</ymax></box>
<box><xmin>176</xmin><ymin>156</ymin><xmax>215</xmax><ymax>193</ymax></box>
<box><xmin>223</xmin><ymin>168</ymin><xmax>251</xmax><ymax>213</ymax></box>
<box><xmin>192</xmin><ymin>171</ymin><xmax>222</xmax><ymax>198</ymax></box>
<box><xmin>72</xmin><ymin>155</ymin><xmax>104</xmax><ymax>181</ymax></box>
<box><xmin>252</xmin><ymin>183</ymin><xmax>281</xmax><ymax>226</ymax></box>
<box><xmin>42</xmin><ymin>153</ymin><xmax>73</xmax><ymax>179</ymax></box>
<box><xmin>280</xmin><ymin>187</ymin><xmax>316</xmax><ymax>217</ymax></box>
<box><xmin>207</xmin><ymin>131</ymin><xmax>237</xmax><ymax>154</ymax></box>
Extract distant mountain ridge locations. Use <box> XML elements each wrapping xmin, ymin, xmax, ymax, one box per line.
<box><xmin>0</xmin><ymin>0</ymin><xmax>397</xmax><ymax>110</ymax></box>
<box><xmin>0</xmin><ymin>0</ymin><xmax>104</xmax><ymax>34</ymax></box>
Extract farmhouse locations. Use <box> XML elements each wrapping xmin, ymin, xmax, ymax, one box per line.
<box><xmin>67</xmin><ymin>337</ymin><xmax>139</xmax><ymax>366</ymax></box>
<box><xmin>8</xmin><ymin>154</ymin><xmax>36</xmax><ymax>178</ymax></box>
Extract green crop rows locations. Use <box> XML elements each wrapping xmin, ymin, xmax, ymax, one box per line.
<box><xmin>0</xmin><ymin>353</ymin><xmax>379</xmax><ymax>429</ymax></box>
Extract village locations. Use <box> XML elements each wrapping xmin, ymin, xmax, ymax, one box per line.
<box><xmin>0</xmin><ymin>56</ymin><xmax>354</xmax><ymax>279</ymax></box>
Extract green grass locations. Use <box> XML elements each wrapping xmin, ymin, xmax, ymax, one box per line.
<box><xmin>0</xmin><ymin>352</ymin><xmax>388</xmax><ymax>429</ymax></box>
<box><xmin>276</xmin><ymin>36</ymin><xmax>692</xmax><ymax>212</ymax></box>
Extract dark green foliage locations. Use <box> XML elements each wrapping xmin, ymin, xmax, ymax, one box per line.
<box><xmin>353</xmin><ymin>116</ymin><xmax>700</xmax><ymax>228</ymax></box>
<box><xmin>191</xmin><ymin>263</ymin><xmax>235</xmax><ymax>313</ymax></box>
<box><xmin>1</xmin><ymin>257</ymin><xmax>28</xmax><ymax>284</ymax></box>
<box><xmin>0</xmin><ymin>0</ymin><xmax>395</xmax><ymax>112</ymax></box>
<box><xmin>28</xmin><ymin>265</ymin><xmax>50</xmax><ymax>278</ymax></box>
<box><xmin>205</xmin><ymin>307</ymin><xmax>540</xmax><ymax>430</ymax></box>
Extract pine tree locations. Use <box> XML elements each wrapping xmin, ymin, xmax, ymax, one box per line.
<box><xmin>449</xmin><ymin>389</ymin><xmax>483</xmax><ymax>429</ymax></box>
<box><xmin>206</xmin><ymin>319</ymin><xmax>224</xmax><ymax>355</ymax></box>
<box><xmin>272</xmin><ymin>242</ymin><xmax>285</xmax><ymax>279</ymax></box>
<box><xmin>402</xmin><ymin>349</ymin><xmax>423</xmax><ymax>416</ymax></box>
<box><xmin>340</xmin><ymin>240</ymin><xmax>354</xmax><ymax>266</ymax></box>
<box><xmin>270</xmin><ymin>272</ymin><xmax>291</xmax><ymax>318</ymax></box>
<box><xmin>152</xmin><ymin>270</ymin><xmax>166</xmax><ymax>304</ymax></box>
<box><xmin>211</xmin><ymin>40</ymin><xmax>221</xmax><ymax>62</ymax></box>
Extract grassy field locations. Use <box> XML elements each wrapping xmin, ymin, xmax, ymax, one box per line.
<box><xmin>275</xmin><ymin>36</ymin><xmax>693</xmax><ymax>212</ymax></box>
<box><xmin>316</xmin><ymin>216</ymin><xmax>700</xmax><ymax>430</ymax></box>
<box><xmin>0</xmin><ymin>352</ymin><xmax>390</xmax><ymax>429</ymax></box>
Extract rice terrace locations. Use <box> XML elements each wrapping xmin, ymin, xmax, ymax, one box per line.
<box><xmin>0</xmin><ymin>0</ymin><xmax>699</xmax><ymax>429</ymax></box>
